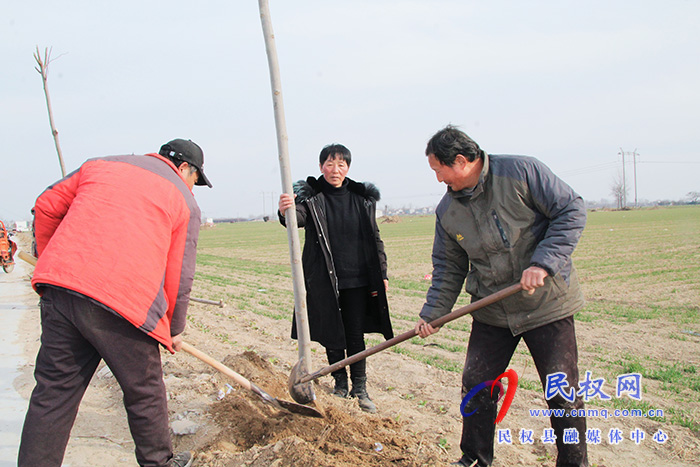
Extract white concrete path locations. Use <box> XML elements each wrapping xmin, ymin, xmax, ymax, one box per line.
<box><xmin>0</xmin><ymin>252</ymin><xmax>37</xmax><ymax>466</ymax></box>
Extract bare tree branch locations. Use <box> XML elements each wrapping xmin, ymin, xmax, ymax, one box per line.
<box><xmin>34</xmin><ymin>46</ymin><xmax>67</xmax><ymax>178</ymax></box>
<box><xmin>610</xmin><ymin>172</ymin><xmax>628</xmax><ymax>209</ymax></box>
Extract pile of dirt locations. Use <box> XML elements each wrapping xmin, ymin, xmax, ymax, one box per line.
<box><xmin>193</xmin><ymin>351</ymin><xmax>445</xmax><ymax>467</ymax></box>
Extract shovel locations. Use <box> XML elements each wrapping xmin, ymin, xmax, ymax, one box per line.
<box><xmin>181</xmin><ymin>342</ymin><xmax>323</xmax><ymax>418</ymax></box>
<box><xmin>288</xmin><ymin>283</ymin><xmax>523</xmax><ymax>402</ymax></box>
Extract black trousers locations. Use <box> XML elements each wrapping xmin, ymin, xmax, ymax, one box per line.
<box><xmin>326</xmin><ymin>286</ymin><xmax>368</xmax><ymax>380</ymax></box>
<box><xmin>18</xmin><ymin>287</ymin><xmax>173</xmax><ymax>467</ymax></box>
<box><xmin>460</xmin><ymin>317</ymin><xmax>588</xmax><ymax>467</ymax></box>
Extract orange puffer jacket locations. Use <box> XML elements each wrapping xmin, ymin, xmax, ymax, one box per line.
<box><xmin>32</xmin><ymin>153</ymin><xmax>201</xmax><ymax>352</ymax></box>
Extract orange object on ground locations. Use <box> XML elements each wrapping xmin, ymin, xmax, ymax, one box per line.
<box><xmin>0</xmin><ymin>220</ymin><xmax>17</xmax><ymax>273</ymax></box>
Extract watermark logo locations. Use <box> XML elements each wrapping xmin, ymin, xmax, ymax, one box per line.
<box><xmin>544</xmin><ymin>371</ymin><xmax>643</xmax><ymax>403</ymax></box>
<box><xmin>460</xmin><ymin>369</ymin><xmax>518</xmax><ymax>423</ymax></box>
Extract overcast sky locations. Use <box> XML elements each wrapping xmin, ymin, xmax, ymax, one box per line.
<box><xmin>3</xmin><ymin>1</ymin><xmax>699</xmax><ymax>221</ymax></box>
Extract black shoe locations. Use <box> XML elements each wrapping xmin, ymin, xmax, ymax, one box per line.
<box><xmin>350</xmin><ymin>376</ymin><xmax>377</xmax><ymax>413</ymax></box>
<box><xmin>332</xmin><ymin>373</ymin><xmax>349</xmax><ymax>398</ymax></box>
<box><xmin>171</xmin><ymin>451</ymin><xmax>194</xmax><ymax>467</ymax></box>
<box><xmin>451</xmin><ymin>456</ymin><xmax>476</xmax><ymax>467</ymax></box>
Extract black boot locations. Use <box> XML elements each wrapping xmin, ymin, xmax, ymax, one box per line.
<box><xmin>326</xmin><ymin>348</ymin><xmax>349</xmax><ymax>398</ymax></box>
<box><xmin>350</xmin><ymin>376</ymin><xmax>377</xmax><ymax>413</ymax></box>
<box><xmin>331</xmin><ymin>371</ymin><xmax>349</xmax><ymax>398</ymax></box>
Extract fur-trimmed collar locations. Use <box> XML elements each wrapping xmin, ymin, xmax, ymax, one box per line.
<box><xmin>293</xmin><ymin>176</ymin><xmax>380</xmax><ymax>203</ymax></box>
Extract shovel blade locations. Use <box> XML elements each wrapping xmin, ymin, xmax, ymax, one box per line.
<box><xmin>276</xmin><ymin>399</ymin><xmax>324</xmax><ymax>418</ymax></box>
<box><xmin>288</xmin><ymin>359</ymin><xmax>316</xmax><ymax>405</ymax></box>
<box><xmin>250</xmin><ymin>381</ymin><xmax>322</xmax><ymax>418</ymax></box>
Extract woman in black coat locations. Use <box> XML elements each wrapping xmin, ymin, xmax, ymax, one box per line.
<box><xmin>278</xmin><ymin>143</ymin><xmax>393</xmax><ymax>413</ymax></box>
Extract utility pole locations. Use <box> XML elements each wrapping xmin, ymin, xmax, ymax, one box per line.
<box><xmin>632</xmin><ymin>149</ymin><xmax>638</xmax><ymax>207</ymax></box>
<box><xmin>261</xmin><ymin>191</ymin><xmax>266</xmax><ymax>219</ymax></box>
<box><xmin>618</xmin><ymin>148</ymin><xmax>640</xmax><ymax>208</ymax></box>
<box><xmin>618</xmin><ymin>148</ymin><xmax>626</xmax><ymax>208</ymax></box>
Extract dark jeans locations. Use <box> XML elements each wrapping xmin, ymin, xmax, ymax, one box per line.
<box><xmin>459</xmin><ymin>317</ymin><xmax>588</xmax><ymax>467</ymax></box>
<box><xmin>18</xmin><ymin>287</ymin><xmax>172</xmax><ymax>467</ymax></box>
<box><xmin>326</xmin><ymin>286</ymin><xmax>368</xmax><ymax>380</ymax></box>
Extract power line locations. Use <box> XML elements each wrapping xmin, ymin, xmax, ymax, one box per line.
<box><xmin>557</xmin><ymin>161</ymin><xmax>620</xmax><ymax>177</ymax></box>
<box><xmin>557</xmin><ymin>159</ymin><xmax>699</xmax><ymax>177</ymax></box>
<box><xmin>554</xmin><ymin>154</ymin><xmax>697</xmax><ymax>207</ymax></box>
<box><xmin>637</xmin><ymin>160</ymin><xmax>700</xmax><ymax>164</ymax></box>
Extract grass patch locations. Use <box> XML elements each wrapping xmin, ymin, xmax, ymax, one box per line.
<box><xmin>611</xmin><ymin>354</ymin><xmax>700</xmax><ymax>392</ymax></box>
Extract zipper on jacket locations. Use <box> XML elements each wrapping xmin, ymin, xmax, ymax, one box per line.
<box><xmin>491</xmin><ymin>210</ymin><xmax>511</xmax><ymax>248</ymax></box>
<box><xmin>310</xmin><ymin>198</ymin><xmax>339</xmax><ymax>295</ymax></box>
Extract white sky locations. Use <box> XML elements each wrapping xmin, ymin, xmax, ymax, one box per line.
<box><xmin>2</xmin><ymin>0</ymin><xmax>699</xmax><ymax>221</ymax></box>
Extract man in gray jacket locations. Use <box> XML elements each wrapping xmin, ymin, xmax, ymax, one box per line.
<box><xmin>415</xmin><ymin>125</ymin><xmax>588</xmax><ymax>467</ymax></box>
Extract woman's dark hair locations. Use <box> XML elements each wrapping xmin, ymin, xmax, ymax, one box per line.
<box><xmin>319</xmin><ymin>143</ymin><xmax>352</xmax><ymax>166</ymax></box>
<box><xmin>425</xmin><ymin>125</ymin><xmax>484</xmax><ymax>166</ymax></box>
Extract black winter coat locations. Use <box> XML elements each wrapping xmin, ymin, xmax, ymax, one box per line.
<box><xmin>279</xmin><ymin>176</ymin><xmax>394</xmax><ymax>348</ymax></box>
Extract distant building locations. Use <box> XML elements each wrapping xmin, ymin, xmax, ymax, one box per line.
<box><xmin>14</xmin><ymin>221</ymin><xmax>29</xmax><ymax>232</ymax></box>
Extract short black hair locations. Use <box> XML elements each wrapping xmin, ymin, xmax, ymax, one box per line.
<box><xmin>164</xmin><ymin>155</ymin><xmax>198</xmax><ymax>177</ymax></box>
<box><xmin>319</xmin><ymin>143</ymin><xmax>351</xmax><ymax>166</ymax></box>
<box><xmin>426</xmin><ymin>125</ymin><xmax>484</xmax><ymax>166</ymax></box>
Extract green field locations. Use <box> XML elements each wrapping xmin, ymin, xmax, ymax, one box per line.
<box><xmin>194</xmin><ymin>205</ymin><xmax>700</xmax><ymax>432</ymax></box>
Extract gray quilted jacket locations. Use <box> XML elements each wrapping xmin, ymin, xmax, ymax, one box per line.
<box><xmin>419</xmin><ymin>153</ymin><xmax>586</xmax><ymax>335</ymax></box>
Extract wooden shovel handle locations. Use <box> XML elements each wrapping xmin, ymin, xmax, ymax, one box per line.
<box><xmin>18</xmin><ymin>250</ymin><xmax>37</xmax><ymax>266</ymax></box>
<box><xmin>180</xmin><ymin>341</ymin><xmax>253</xmax><ymax>392</ymax></box>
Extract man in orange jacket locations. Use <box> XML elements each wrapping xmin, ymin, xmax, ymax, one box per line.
<box><xmin>19</xmin><ymin>139</ymin><xmax>212</xmax><ymax>467</ymax></box>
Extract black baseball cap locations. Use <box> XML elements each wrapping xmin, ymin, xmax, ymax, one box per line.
<box><xmin>159</xmin><ymin>138</ymin><xmax>212</xmax><ymax>188</ymax></box>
